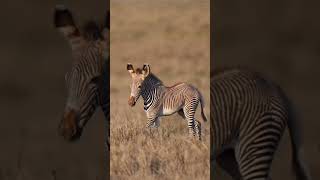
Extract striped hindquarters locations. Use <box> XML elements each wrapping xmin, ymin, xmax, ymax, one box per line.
<box><xmin>211</xmin><ymin>68</ymin><xmax>289</xmax><ymax>179</ymax></box>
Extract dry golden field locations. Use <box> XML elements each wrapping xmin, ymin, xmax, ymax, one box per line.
<box><xmin>110</xmin><ymin>0</ymin><xmax>210</xmax><ymax>179</ymax></box>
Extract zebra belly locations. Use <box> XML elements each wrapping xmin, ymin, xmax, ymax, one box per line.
<box><xmin>162</xmin><ymin>107</ymin><xmax>178</xmax><ymax>116</ymax></box>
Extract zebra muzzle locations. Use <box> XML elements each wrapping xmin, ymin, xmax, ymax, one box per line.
<box><xmin>128</xmin><ymin>96</ymin><xmax>136</xmax><ymax>107</ymax></box>
<box><xmin>59</xmin><ymin>110</ymin><xmax>81</xmax><ymax>141</ymax></box>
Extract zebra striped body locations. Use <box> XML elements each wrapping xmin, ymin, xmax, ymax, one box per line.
<box><xmin>54</xmin><ymin>5</ymin><xmax>110</xmax><ymax>172</ymax></box>
<box><xmin>211</xmin><ymin>68</ymin><xmax>311</xmax><ymax>180</ymax></box>
<box><xmin>127</xmin><ymin>64</ymin><xmax>207</xmax><ymax>140</ymax></box>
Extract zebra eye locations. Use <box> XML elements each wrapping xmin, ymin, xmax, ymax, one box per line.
<box><xmin>138</xmin><ymin>85</ymin><xmax>142</xmax><ymax>89</ymax></box>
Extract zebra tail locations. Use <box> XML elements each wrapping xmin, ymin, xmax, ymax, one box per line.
<box><xmin>198</xmin><ymin>90</ymin><xmax>207</xmax><ymax>122</ymax></box>
<box><xmin>287</xmin><ymin>98</ymin><xmax>312</xmax><ymax>180</ymax></box>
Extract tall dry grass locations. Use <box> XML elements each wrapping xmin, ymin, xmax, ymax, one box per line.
<box><xmin>110</xmin><ymin>0</ymin><xmax>210</xmax><ymax>179</ymax></box>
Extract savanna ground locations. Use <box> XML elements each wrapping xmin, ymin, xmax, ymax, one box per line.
<box><xmin>110</xmin><ymin>0</ymin><xmax>210</xmax><ymax>179</ymax></box>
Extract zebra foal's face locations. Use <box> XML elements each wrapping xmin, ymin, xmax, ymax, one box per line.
<box><xmin>54</xmin><ymin>5</ymin><xmax>109</xmax><ymax>141</ymax></box>
<box><xmin>127</xmin><ymin>63</ymin><xmax>150</xmax><ymax>107</ymax></box>
<box><xmin>60</xmin><ymin>69</ymin><xmax>102</xmax><ymax>141</ymax></box>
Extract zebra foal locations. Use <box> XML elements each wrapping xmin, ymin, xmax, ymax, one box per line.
<box><xmin>127</xmin><ymin>63</ymin><xmax>207</xmax><ymax>140</ymax></box>
<box><xmin>211</xmin><ymin>68</ymin><xmax>311</xmax><ymax>180</ymax></box>
<box><xmin>54</xmin><ymin>5</ymin><xmax>110</xmax><ymax>150</ymax></box>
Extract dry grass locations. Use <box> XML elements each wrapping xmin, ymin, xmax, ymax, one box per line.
<box><xmin>110</xmin><ymin>0</ymin><xmax>210</xmax><ymax>179</ymax></box>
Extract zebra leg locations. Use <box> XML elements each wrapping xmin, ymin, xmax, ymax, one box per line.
<box><xmin>178</xmin><ymin>109</ymin><xmax>201</xmax><ymax>139</ymax></box>
<box><xmin>216</xmin><ymin>149</ymin><xmax>242</xmax><ymax>180</ymax></box>
<box><xmin>149</xmin><ymin>117</ymin><xmax>160</xmax><ymax>128</ymax></box>
<box><xmin>235</xmin><ymin>114</ymin><xmax>286</xmax><ymax>180</ymax></box>
<box><xmin>236</xmin><ymin>136</ymin><xmax>278</xmax><ymax>180</ymax></box>
<box><xmin>195</xmin><ymin>120</ymin><xmax>202</xmax><ymax>140</ymax></box>
<box><xmin>183</xmin><ymin>105</ymin><xmax>197</xmax><ymax>138</ymax></box>
<box><xmin>145</xmin><ymin>114</ymin><xmax>159</xmax><ymax>128</ymax></box>
<box><xmin>178</xmin><ymin>109</ymin><xmax>201</xmax><ymax>138</ymax></box>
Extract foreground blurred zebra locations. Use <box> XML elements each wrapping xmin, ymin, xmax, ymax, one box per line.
<box><xmin>54</xmin><ymin>5</ymin><xmax>110</xmax><ymax>151</ymax></box>
<box><xmin>127</xmin><ymin>63</ymin><xmax>207</xmax><ymax>140</ymax></box>
<box><xmin>211</xmin><ymin>68</ymin><xmax>311</xmax><ymax>180</ymax></box>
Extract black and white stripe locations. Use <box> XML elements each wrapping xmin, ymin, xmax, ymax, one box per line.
<box><xmin>141</xmin><ymin>75</ymin><xmax>206</xmax><ymax>139</ymax></box>
<box><xmin>211</xmin><ymin>68</ymin><xmax>311</xmax><ymax>180</ymax></box>
<box><xmin>54</xmin><ymin>4</ymin><xmax>110</xmax><ymax>169</ymax></box>
<box><xmin>127</xmin><ymin>64</ymin><xmax>207</xmax><ymax>140</ymax></box>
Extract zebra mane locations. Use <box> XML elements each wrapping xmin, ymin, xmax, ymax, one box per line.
<box><xmin>145</xmin><ymin>73</ymin><xmax>163</xmax><ymax>86</ymax></box>
<box><xmin>82</xmin><ymin>21</ymin><xmax>103</xmax><ymax>41</ymax></box>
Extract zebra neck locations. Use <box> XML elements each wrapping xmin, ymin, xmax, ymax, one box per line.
<box><xmin>141</xmin><ymin>80</ymin><xmax>164</xmax><ymax>111</ymax></box>
<box><xmin>141</xmin><ymin>87</ymin><xmax>155</xmax><ymax>111</ymax></box>
<box><xmin>141</xmin><ymin>74</ymin><xmax>164</xmax><ymax>111</ymax></box>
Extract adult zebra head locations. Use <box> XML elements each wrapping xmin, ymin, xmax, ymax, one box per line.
<box><xmin>54</xmin><ymin>5</ymin><xmax>109</xmax><ymax>141</ymax></box>
<box><xmin>127</xmin><ymin>63</ymin><xmax>151</xmax><ymax>107</ymax></box>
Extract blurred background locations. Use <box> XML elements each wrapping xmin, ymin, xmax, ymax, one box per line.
<box><xmin>0</xmin><ymin>0</ymin><xmax>108</xmax><ymax>179</ymax></box>
<box><xmin>213</xmin><ymin>0</ymin><xmax>320</xmax><ymax>179</ymax></box>
<box><xmin>110</xmin><ymin>0</ymin><xmax>210</xmax><ymax>179</ymax></box>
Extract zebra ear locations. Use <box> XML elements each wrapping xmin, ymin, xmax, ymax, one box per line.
<box><xmin>127</xmin><ymin>63</ymin><xmax>135</xmax><ymax>74</ymax></box>
<box><xmin>142</xmin><ymin>64</ymin><xmax>150</xmax><ymax>77</ymax></box>
<box><xmin>54</xmin><ymin>5</ymin><xmax>80</xmax><ymax>39</ymax></box>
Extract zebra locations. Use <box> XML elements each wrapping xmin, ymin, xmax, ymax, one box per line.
<box><xmin>54</xmin><ymin>5</ymin><xmax>110</xmax><ymax>158</ymax></box>
<box><xmin>126</xmin><ymin>63</ymin><xmax>207</xmax><ymax>140</ymax></box>
<box><xmin>211</xmin><ymin>68</ymin><xmax>311</xmax><ymax>180</ymax></box>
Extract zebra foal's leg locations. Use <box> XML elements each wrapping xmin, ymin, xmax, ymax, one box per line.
<box><xmin>150</xmin><ymin>117</ymin><xmax>160</xmax><ymax>128</ymax></box>
<box><xmin>236</xmin><ymin>115</ymin><xmax>286</xmax><ymax>180</ymax></box>
<box><xmin>145</xmin><ymin>115</ymin><xmax>160</xmax><ymax>137</ymax></box>
<box><xmin>178</xmin><ymin>110</ymin><xmax>201</xmax><ymax>140</ymax></box>
<box><xmin>236</xmin><ymin>132</ymin><xmax>280</xmax><ymax>180</ymax></box>
<box><xmin>236</xmin><ymin>141</ymin><xmax>275</xmax><ymax>180</ymax></box>
<box><xmin>195</xmin><ymin>120</ymin><xmax>202</xmax><ymax>140</ymax></box>
<box><xmin>145</xmin><ymin>114</ymin><xmax>159</xmax><ymax>128</ymax></box>
<box><xmin>183</xmin><ymin>104</ymin><xmax>197</xmax><ymax>138</ymax></box>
